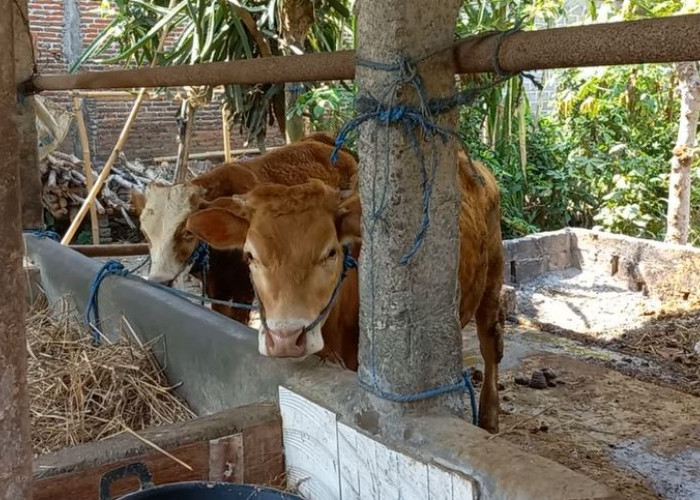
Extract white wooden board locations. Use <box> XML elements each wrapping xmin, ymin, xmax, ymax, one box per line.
<box><xmin>279</xmin><ymin>386</ymin><xmax>340</xmax><ymax>500</ymax></box>
<box><xmin>279</xmin><ymin>387</ymin><xmax>476</xmax><ymax>500</ymax></box>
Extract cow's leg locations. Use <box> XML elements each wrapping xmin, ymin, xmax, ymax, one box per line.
<box><xmin>474</xmin><ymin>259</ymin><xmax>504</xmax><ymax>434</ymax></box>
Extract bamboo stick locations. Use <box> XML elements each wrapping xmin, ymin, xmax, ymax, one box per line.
<box><xmin>151</xmin><ymin>146</ymin><xmax>278</xmax><ymax>163</ymax></box>
<box><xmin>72</xmin><ymin>95</ymin><xmax>100</xmax><ymax>244</ymax></box>
<box><xmin>222</xmin><ymin>106</ymin><xmax>231</xmax><ymax>163</ymax></box>
<box><xmin>173</xmin><ymin>101</ymin><xmax>195</xmax><ymax>183</ymax></box>
<box><xmin>60</xmin><ymin>0</ymin><xmax>177</xmax><ymax>245</ymax></box>
<box><xmin>61</xmin><ymin>88</ymin><xmax>148</xmax><ymax>244</ymax></box>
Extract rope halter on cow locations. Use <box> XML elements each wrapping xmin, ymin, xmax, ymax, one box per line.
<box><xmin>256</xmin><ymin>245</ymin><xmax>358</xmax><ymax>335</ymax></box>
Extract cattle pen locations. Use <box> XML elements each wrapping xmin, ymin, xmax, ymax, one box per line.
<box><xmin>2</xmin><ymin>3</ymin><xmax>700</xmax><ymax>500</ymax></box>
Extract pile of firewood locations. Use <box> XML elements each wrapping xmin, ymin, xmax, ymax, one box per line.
<box><xmin>40</xmin><ymin>152</ymin><xmax>171</xmax><ymax>225</ymax></box>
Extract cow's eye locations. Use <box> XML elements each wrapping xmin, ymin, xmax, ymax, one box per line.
<box><xmin>326</xmin><ymin>248</ymin><xmax>338</xmax><ymax>260</ymax></box>
<box><xmin>245</xmin><ymin>251</ymin><xmax>255</xmax><ymax>263</ymax></box>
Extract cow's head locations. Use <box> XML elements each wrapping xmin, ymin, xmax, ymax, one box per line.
<box><xmin>186</xmin><ymin>179</ymin><xmax>361</xmax><ymax>360</ymax></box>
<box><xmin>131</xmin><ymin>183</ymin><xmax>206</xmax><ymax>284</ymax></box>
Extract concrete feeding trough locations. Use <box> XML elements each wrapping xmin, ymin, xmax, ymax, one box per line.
<box><xmin>26</xmin><ymin>233</ymin><xmax>618</xmax><ymax>499</ymax></box>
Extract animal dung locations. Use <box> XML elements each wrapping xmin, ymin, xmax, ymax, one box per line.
<box><xmin>529</xmin><ymin>371</ymin><xmax>549</xmax><ymax>390</ymax></box>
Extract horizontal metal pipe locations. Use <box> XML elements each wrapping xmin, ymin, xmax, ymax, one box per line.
<box><xmin>455</xmin><ymin>14</ymin><xmax>700</xmax><ymax>73</ymax></box>
<box><xmin>28</xmin><ymin>14</ymin><xmax>700</xmax><ymax>92</ymax></box>
<box><xmin>70</xmin><ymin>243</ymin><xmax>149</xmax><ymax>257</ymax></box>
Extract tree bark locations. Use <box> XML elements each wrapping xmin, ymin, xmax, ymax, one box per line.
<box><xmin>665</xmin><ymin>61</ymin><xmax>700</xmax><ymax>245</ymax></box>
<box><xmin>356</xmin><ymin>0</ymin><xmax>463</xmax><ymax>413</ymax></box>
<box><xmin>13</xmin><ymin>0</ymin><xmax>43</xmax><ymax>228</ymax></box>
<box><xmin>279</xmin><ymin>0</ymin><xmax>314</xmax><ymax>143</ymax></box>
<box><xmin>1</xmin><ymin>2</ymin><xmax>32</xmax><ymax>499</ymax></box>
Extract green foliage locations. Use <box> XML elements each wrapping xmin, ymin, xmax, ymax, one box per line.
<box><xmin>76</xmin><ymin>0</ymin><xmax>354</xmax><ymax>144</ymax></box>
<box><xmin>288</xmin><ymin>82</ymin><xmax>356</xmax><ymax>137</ymax></box>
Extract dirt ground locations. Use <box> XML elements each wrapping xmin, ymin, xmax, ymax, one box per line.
<box><xmin>463</xmin><ymin>268</ymin><xmax>700</xmax><ymax>500</ymax></box>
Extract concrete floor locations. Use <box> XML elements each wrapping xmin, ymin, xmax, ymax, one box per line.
<box><xmin>463</xmin><ymin>269</ymin><xmax>700</xmax><ymax>500</ymax></box>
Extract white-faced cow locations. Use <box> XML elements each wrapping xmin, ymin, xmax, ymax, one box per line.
<box><xmin>186</xmin><ymin>152</ymin><xmax>505</xmax><ymax>433</ymax></box>
<box><xmin>130</xmin><ymin>133</ymin><xmax>357</xmax><ymax>324</ymax></box>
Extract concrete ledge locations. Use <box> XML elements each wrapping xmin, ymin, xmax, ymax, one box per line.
<box><xmin>24</xmin><ymin>234</ymin><xmax>321</xmax><ymax>415</ymax></box>
<box><xmin>284</xmin><ymin>368</ymin><xmax>615</xmax><ymax>500</ymax></box>
<box><xmin>502</xmin><ymin>229</ymin><xmax>573</xmax><ymax>284</ymax></box>
<box><xmin>570</xmin><ymin>228</ymin><xmax>700</xmax><ymax>301</ymax></box>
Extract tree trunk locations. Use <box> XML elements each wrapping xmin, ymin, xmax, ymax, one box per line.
<box><xmin>279</xmin><ymin>0</ymin><xmax>313</xmax><ymax>143</ymax></box>
<box><xmin>1</xmin><ymin>2</ymin><xmax>32</xmax><ymax>499</ymax></box>
<box><xmin>665</xmin><ymin>61</ymin><xmax>700</xmax><ymax>245</ymax></box>
<box><xmin>13</xmin><ymin>0</ymin><xmax>43</xmax><ymax>229</ymax></box>
<box><xmin>356</xmin><ymin>0</ymin><xmax>462</xmax><ymax>414</ymax></box>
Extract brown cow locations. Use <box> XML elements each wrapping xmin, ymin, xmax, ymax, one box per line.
<box><xmin>130</xmin><ymin>133</ymin><xmax>357</xmax><ymax>323</ymax></box>
<box><xmin>186</xmin><ymin>152</ymin><xmax>504</xmax><ymax>433</ymax></box>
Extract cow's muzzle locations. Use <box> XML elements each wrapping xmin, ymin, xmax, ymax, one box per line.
<box><xmin>264</xmin><ymin>328</ymin><xmax>306</xmax><ymax>358</ymax></box>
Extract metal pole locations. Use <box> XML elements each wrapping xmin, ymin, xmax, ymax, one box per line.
<box><xmin>0</xmin><ymin>1</ymin><xmax>32</xmax><ymax>498</ymax></box>
<box><xmin>26</xmin><ymin>15</ymin><xmax>700</xmax><ymax>92</ymax></box>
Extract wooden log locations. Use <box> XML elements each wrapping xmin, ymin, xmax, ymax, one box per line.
<box><xmin>28</xmin><ymin>15</ymin><xmax>700</xmax><ymax>92</ymax></box>
<box><xmin>0</xmin><ymin>2</ymin><xmax>32</xmax><ymax>498</ymax></box>
<box><xmin>14</xmin><ymin>0</ymin><xmax>43</xmax><ymax>229</ymax></box>
<box><xmin>151</xmin><ymin>146</ymin><xmax>278</xmax><ymax>163</ymax></box>
<box><xmin>70</xmin><ymin>243</ymin><xmax>150</xmax><ymax>257</ymax></box>
<box><xmin>72</xmin><ymin>95</ymin><xmax>100</xmax><ymax>244</ymax></box>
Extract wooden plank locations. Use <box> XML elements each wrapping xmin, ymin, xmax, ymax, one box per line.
<box><xmin>427</xmin><ymin>463</ymin><xmax>476</xmax><ymax>500</ymax></box>
<box><xmin>209</xmin><ymin>434</ymin><xmax>244</xmax><ymax>482</ymax></box>
<box><xmin>279</xmin><ymin>387</ymin><xmax>340</xmax><ymax>500</ymax></box>
<box><xmin>70</xmin><ymin>243</ymin><xmax>150</xmax><ymax>257</ymax></box>
<box><xmin>33</xmin><ymin>441</ymin><xmax>209</xmax><ymax>500</ymax></box>
<box><xmin>34</xmin><ymin>404</ymin><xmax>279</xmax><ymax>481</ymax></box>
<box><xmin>242</xmin><ymin>416</ymin><xmax>285</xmax><ymax>486</ymax></box>
<box><xmin>1</xmin><ymin>2</ymin><xmax>32</xmax><ymax>497</ymax></box>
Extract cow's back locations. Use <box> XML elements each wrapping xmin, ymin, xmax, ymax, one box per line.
<box><xmin>456</xmin><ymin>153</ymin><xmax>503</xmax><ymax>326</ymax></box>
<box><xmin>195</xmin><ymin>135</ymin><xmax>356</xmax><ymax>197</ymax></box>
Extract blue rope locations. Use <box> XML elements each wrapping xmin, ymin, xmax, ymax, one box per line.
<box><xmin>23</xmin><ymin>229</ymin><xmax>61</xmax><ymax>241</ymax></box>
<box><xmin>187</xmin><ymin>241</ymin><xmax>210</xmax><ymax>275</ymax></box>
<box><xmin>84</xmin><ymin>251</ymin><xmax>257</xmax><ymax>345</ymax></box>
<box><xmin>360</xmin><ymin>371</ymin><xmax>478</xmax><ymax>425</ymax></box>
<box><xmin>85</xmin><ymin>260</ymin><xmax>129</xmax><ymax>345</ymax></box>
<box><xmin>327</xmin><ymin>41</ymin><xmax>536</xmax><ymax>425</ymax></box>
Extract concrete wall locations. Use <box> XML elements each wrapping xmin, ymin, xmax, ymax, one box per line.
<box><xmin>504</xmin><ymin>227</ymin><xmax>700</xmax><ymax>304</ymax></box>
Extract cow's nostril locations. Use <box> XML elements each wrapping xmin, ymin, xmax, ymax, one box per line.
<box><xmin>265</xmin><ymin>328</ymin><xmax>305</xmax><ymax>357</ymax></box>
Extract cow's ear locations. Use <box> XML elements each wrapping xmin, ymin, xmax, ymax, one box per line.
<box><xmin>130</xmin><ymin>190</ymin><xmax>146</xmax><ymax>215</ymax></box>
<box><xmin>336</xmin><ymin>193</ymin><xmax>361</xmax><ymax>244</ymax></box>
<box><xmin>186</xmin><ymin>206</ymin><xmax>248</xmax><ymax>250</ymax></box>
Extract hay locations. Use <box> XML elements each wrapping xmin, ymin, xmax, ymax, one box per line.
<box><xmin>27</xmin><ymin>299</ymin><xmax>195</xmax><ymax>456</ymax></box>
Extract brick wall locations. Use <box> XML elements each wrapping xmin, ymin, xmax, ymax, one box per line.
<box><xmin>28</xmin><ymin>0</ymin><xmax>283</xmax><ymax>163</ymax></box>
